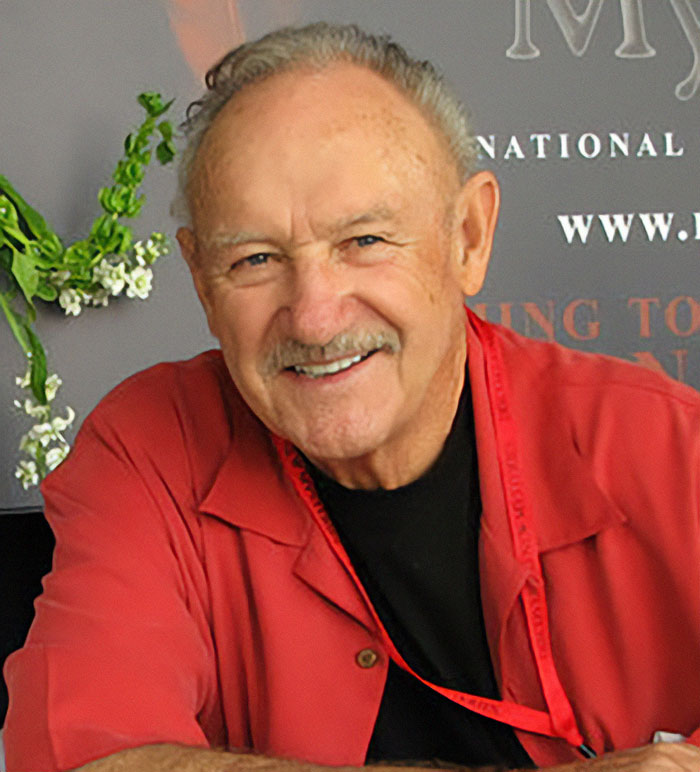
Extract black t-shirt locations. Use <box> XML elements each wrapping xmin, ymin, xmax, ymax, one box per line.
<box><xmin>306</xmin><ymin>378</ymin><xmax>533</xmax><ymax>768</ymax></box>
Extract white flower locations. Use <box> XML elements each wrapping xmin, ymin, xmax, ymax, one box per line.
<box><xmin>45</xmin><ymin>373</ymin><xmax>63</xmax><ymax>402</ymax></box>
<box><xmin>133</xmin><ymin>241</ymin><xmax>147</xmax><ymax>266</ymax></box>
<box><xmin>15</xmin><ymin>460</ymin><xmax>39</xmax><ymax>490</ymax></box>
<box><xmin>125</xmin><ymin>266</ymin><xmax>153</xmax><ymax>299</ymax></box>
<box><xmin>51</xmin><ymin>406</ymin><xmax>76</xmax><ymax>434</ymax></box>
<box><xmin>59</xmin><ymin>288</ymin><xmax>82</xmax><ymax>316</ymax></box>
<box><xmin>93</xmin><ymin>259</ymin><xmax>127</xmax><ymax>296</ymax></box>
<box><xmin>46</xmin><ymin>444</ymin><xmax>70</xmax><ymax>471</ymax></box>
<box><xmin>15</xmin><ymin>367</ymin><xmax>31</xmax><ymax>389</ymax></box>
<box><xmin>18</xmin><ymin>433</ymin><xmax>41</xmax><ymax>458</ymax></box>
<box><xmin>90</xmin><ymin>288</ymin><xmax>110</xmax><ymax>307</ymax></box>
<box><xmin>28</xmin><ymin>421</ymin><xmax>54</xmax><ymax>447</ymax></box>
<box><xmin>17</xmin><ymin>398</ymin><xmax>51</xmax><ymax>420</ymax></box>
<box><xmin>50</xmin><ymin>270</ymin><xmax>71</xmax><ymax>288</ymax></box>
<box><xmin>132</xmin><ymin>234</ymin><xmax>169</xmax><ymax>266</ymax></box>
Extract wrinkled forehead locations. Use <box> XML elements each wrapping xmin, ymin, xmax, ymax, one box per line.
<box><xmin>187</xmin><ymin>62</ymin><xmax>460</xmax><ymax>224</ymax></box>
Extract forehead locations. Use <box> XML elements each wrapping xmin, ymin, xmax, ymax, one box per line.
<box><xmin>188</xmin><ymin>63</ymin><xmax>457</xmax><ymax>231</ymax></box>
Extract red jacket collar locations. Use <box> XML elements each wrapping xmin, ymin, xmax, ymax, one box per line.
<box><xmin>466</xmin><ymin>307</ymin><xmax>627</xmax><ymax>556</ymax></box>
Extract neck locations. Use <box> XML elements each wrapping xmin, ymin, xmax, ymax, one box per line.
<box><xmin>306</xmin><ymin>335</ymin><xmax>468</xmax><ymax>490</ymax></box>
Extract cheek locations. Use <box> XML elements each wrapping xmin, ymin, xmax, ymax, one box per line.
<box><xmin>362</xmin><ymin>253</ymin><xmax>457</xmax><ymax>320</ymax></box>
<box><xmin>208</xmin><ymin>285</ymin><xmax>279</xmax><ymax>368</ymax></box>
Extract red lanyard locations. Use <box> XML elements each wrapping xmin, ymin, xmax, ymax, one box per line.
<box><xmin>272</xmin><ymin>317</ymin><xmax>591</xmax><ymax>755</ymax></box>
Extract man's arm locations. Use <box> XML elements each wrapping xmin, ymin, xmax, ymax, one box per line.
<box><xmin>3</xmin><ymin>387</ymin><xmax>219</xmax><ymax>772</ymax></box>
<box><xmin>74</xmin><ymin>742</ymin><xmax>700</xmax><ymax>772</ymax></box>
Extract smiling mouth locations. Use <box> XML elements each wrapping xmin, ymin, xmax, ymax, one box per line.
<box><xmin>287</xmin><ymin>350</ymin><xmax>378</xmax><ymax>379</ymax></box>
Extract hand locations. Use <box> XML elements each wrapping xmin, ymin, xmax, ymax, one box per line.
<box><xmin>568</xmin><ymin>743</ymin><xmax>700</xmax><ymax>772</ymax></box>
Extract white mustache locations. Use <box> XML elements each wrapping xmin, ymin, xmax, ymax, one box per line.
<box><xmin>262</xmin><ymin>330</ymin><xmax>401</xmax><ymax>375</ymax></box>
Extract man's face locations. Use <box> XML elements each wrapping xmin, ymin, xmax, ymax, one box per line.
<box><xmin>180</xmin><ymin>63</ymin><xmax>493</xmax><ymax>478</ymax></box>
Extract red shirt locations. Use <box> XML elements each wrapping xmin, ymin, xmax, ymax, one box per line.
<box><xmin>5</xmin><ymin>310</ymin><xmax>700</xmax><ymax>771</ymax></box>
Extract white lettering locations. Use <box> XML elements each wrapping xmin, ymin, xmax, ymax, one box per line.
<box><xmin>545</xmin><ymin>0</ymin><xmax>606</xmax><ymax>57</ymax></box>
<box><xmin>664</xmin><ymin>131</ymin><xmax>685</xmax><ymax>156</ymax></box>
<box><xmin>638</xmin><ymin>212</ymin><xmax>674</xmax><ymax>241</ymax></box>
<box><xmin>668</xmin><ymin>0</ymin><xmax>700</xmax><ymax>101</ymax></box>
<box><xmin>504</xmin><ymin>135</ymin><xmax>526</xmax><ymax>159</ymax></box>
<box><xmin>559</xmin><ymin>132</ymin><xmax>571</xmax><ymax>158</ymax></box>
<box><xmin>610</xmin><ymin>132</ymin><xmax>630</xmax><ymax>157</ymax></box>
<box><xmin>508</xmin><ymin>0</ymin><xmax>699</xmax><ymax>102</ymax></box>
<box><xmin>482</xmin><ymin>130</ymin><xmax>687</xmax><ymax>162</ymax></box>
<box><xmin>599</xmin><ymin>213</ymin><xmax>635</xmax><ymax>243</ymax></box>
<box><xmin>530</xmin><ymin>133</ymin><xmax>552</xmax><ymax>158</ymax></box>
<box><xmin>578</xmin><ymin>133</ymin><xmax>602</xmax><ymax>158</ymax></box>
<box><xmin>557</xmin><ymin>214</ymin><xmax>595</xmax><ymax>244</ymax></box>
<box><xmin>694</xmin><ymin>212</ymin><xmax>700</xmax><ymax>239</ymax></box>
<box><xmin>476</xmin><ymin>135</ymin><xmax>496</xmax><ymax>160</ymax></box>
<box><xmin>507</xmin><ymin>0</ymin><xmax>540</xmax><ymax>59</ymax></box>
<box><xmin>636</xmin><ymin>132</ymin><xmax>658</xmax><ymax>157</ymax></box>
<box><xmin>616</xmin><ymin>0</ymin><xmax>656</xmax><ymax>57</ymax></box>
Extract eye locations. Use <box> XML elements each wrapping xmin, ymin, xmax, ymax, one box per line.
<box><xmin>355</xmin><ymin>234</ymin><xmax>384</xmax><ymax>248</ymax></box>
<box><xmin>232</xmin><ymin>253</ymin><xmax>271</xmax><ymax>270</ymax></box>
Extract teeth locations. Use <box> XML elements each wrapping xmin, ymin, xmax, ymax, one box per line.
<box><xmin>294</xmin><ymin>353</ymin><xmax>365</xmax><ymax>378</ymax></box>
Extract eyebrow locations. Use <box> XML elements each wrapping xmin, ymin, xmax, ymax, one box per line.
<box><xmin>202</xmin><ymin>230</ymin><xmax>269</xmax><ymax>249</ymax></box>
<box><xmin>331</xmin><ymin>205</ymin><xmax>397</xmax><ymax>232</ymax></box>
<box><xmin>200</xmin><ymin>205</ymin><xmax>398</xmax><ymax>250</ymax></box>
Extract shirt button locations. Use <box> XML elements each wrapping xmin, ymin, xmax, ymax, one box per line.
<box><xmin>356</xmin><ymin>648</ymin><xmax>379</xmax><ymax>668</ymax></box>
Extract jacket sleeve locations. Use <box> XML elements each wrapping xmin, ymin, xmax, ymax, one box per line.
<box><xmin>3</xmin><ymin>397</ymin><xmax>219</xmax><ymax>772</ymax></box>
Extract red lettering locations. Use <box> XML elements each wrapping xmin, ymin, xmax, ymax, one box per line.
<box><xmin>627</xmin><ymin>297</ymin><xmax>660</xmax><ymax>338</ymax></box>
<box><xmin>665</xmin><ymin>296</ymin><xmax>700</xmax><ymax>337</ymax></box>
<box><xmin>523</xmin><ymin>301</ymin><xmax>555</xmax><ymax>341</ymax></box>
<box><xmin>563</xmin><ymin>298</ymin><xmax>600</xmax><ymax>340</ymax></box>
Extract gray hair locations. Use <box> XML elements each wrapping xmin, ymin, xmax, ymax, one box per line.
<box><xmin>171</xmin><ymin>21</ymin><xmax>476</xmax><ymax>222</ymax></box>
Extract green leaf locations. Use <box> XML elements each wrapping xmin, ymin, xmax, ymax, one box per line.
<box><xmin>141</xmin><ymin>116</ymin><xmax>157</xmax><ymax>135</ymax></box>
<box><xmin>138</xmin><ymin>91</ymin><xmax>163</xmax><ymax>116</ymax></box>
<box><xmin>0</xmin><ymin>245</ymin><xmax>12</xmax><ymax>273</ymax></box>
<box><xmin>133</xmin><ymin>134</ymin><xmax>150</xmax><ymax>155</ymax></box>
<box><xmin>11</xmin><ymin>248</ymin><xmax>40</xmax><ymax>305</ymax></box>
<box><xmin>0</xmin><ymin>195</ymin><xmax>20</xmax><ymax>229</ymax></box>
<box><xmin>98</xmin><ymin>186</ymin><xmax>114</xmax><ymax>213</ymax></box>
<box><xmin>0</xmin><ymin>291</ymin><xmax>31</xmax><ymax>354</ymax></box>
<box><xmin>157</xmin><ymin>120</ymin><xmax>173</xmax><ymax>142</ymax></box>
<box><xmin>26</xmin><ymin>325</ymin><xmax>48</xmax><ymax>404</ymax></box>
<box><xmin>38</xmin><ymin>232</ymin><xmax>64</xmax><ymax>262</ymax></box>
<box><xmin>0</xmin><ymin>174</ymin><xmax>62</xmax><ymax>247</ymax></box>
<box><xmin>35</xmin><ymin>281</ymin><xmax>58</xmax><ymax>302</ymax></box>
<box><xmin>156</xmin><ymin>139</ymin><xmax>176</xmax><ymax>165</ymax></box>
<box><xmin>124</xmin><ymin>132</ymin><xmax>137</xmax><ymax>155</ymax></box>
<box><xmin>113</xmin><ymin>223</ymin><xmax>133</xmax><ymax>253</ymax></box>
<box><xmin>63</xmin><ymin>239</ymin><xmax>94</xmax><ymax>266</ymax></box>
<box><xmin>137</xmin><ymin>92</ymin><xmax>175</xmax><ymax>118</ymax></box>
<box><xmin>90</xmin><ymin>213</ymin><xmax>116</xmax><ymax>244</ymax></box>
<box><xmin>124</xmin><ymin>195</ymin><xmax>144</xmax><ymax>218</ymax></box>
<box><xmin>114</xmin><ymin>159</ymin><xmax>144</xmax><ymax>187</ymax></box>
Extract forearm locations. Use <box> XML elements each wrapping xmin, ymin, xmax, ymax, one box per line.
<box><xmin>74</xmin><ymin>745</ymin><xmax>334</xmax><ymax>772</ymax></box>
<box><xmin>74</xmin><ymin>745</ymin><xmax>325</xmax><ymax>772</ymax></box>
<box><xmin>72</xmin><ymin>745</ymin><xmax>525</xmax><ymax>772</ymax></box>
<box><xmin>73</xmin><ymin>741</ymin><xmax>700</xmax><ymax>772</ymax></box>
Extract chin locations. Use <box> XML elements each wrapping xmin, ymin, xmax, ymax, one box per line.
<box><xmin>283</xmin><ymin>410</ymin><xmax>393</xmax><ymax>466</ymax></box>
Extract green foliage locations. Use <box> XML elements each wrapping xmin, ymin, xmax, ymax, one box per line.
<box><xmin>1</xmin><ymin>92</ymin><xmax>177</xmax><ymax>485</ymax></box>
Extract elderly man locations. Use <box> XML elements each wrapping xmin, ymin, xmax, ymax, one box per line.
<box><xmin>5</xmin><ymin>22</ymin><xmax>700</xmax><ymax>772</ymax></box>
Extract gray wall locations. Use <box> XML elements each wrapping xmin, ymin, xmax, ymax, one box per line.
<box><xmin>2</xmin><ymin>0</ymin><xmax>699</xmax><ymax>510</ymax></box>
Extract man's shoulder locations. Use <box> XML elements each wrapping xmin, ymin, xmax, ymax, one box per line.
<box><xmin>490</xmin><ymin>320</ymin><xmax>700</xmax><ymax>412</ymax></box>
<box><xmin>64</xmin><ymin>350</ymin><xmax>255</xmax><ymax>492</ymax></box>
<box><xmin>90</xmin><ymin>349</ymin><xmax>239</xmax><ymax>430</ymax></box>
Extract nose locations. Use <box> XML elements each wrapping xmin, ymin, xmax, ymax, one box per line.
<box><xmin>282</xmin><ymin>254</ymin><xmax>349</xmax><ymax>345</ymax></box>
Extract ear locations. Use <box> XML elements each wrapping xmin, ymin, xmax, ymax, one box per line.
<box><xmin>177</xmin><ymin>226</ymin><xmax>219</xmax><ymax>338</ymax></box>
<box><xmin>451</xmin><ymin>170</ymin><xmax>500</xmax><ymax>296</ymax></box>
